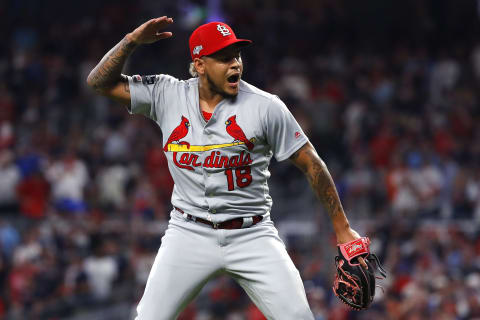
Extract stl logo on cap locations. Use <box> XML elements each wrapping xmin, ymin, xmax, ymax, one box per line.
<box><xmin>216</xmin><ymin>24</ymin><xmax>231</xmax><ymax>36</ymax></box>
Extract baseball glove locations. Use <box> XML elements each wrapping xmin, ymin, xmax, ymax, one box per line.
<box><xmin>332</xmin><ymin>237</ymin><xmax>386</xmax><ymax>310</ymax></box>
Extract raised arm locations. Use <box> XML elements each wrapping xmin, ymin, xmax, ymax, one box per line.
<box><xmin>290</xmin><ymin>142</ymin><xmax>367</xmax><ymax>266</ymax></box>
<box><xmin>86</xmin><ymin>16</ymin><xmax>174</xmax><ymax>105</ymax></box>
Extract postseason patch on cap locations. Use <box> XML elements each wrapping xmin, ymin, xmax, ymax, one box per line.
<box><xmin>193</xmin><ymin>45</ymin><xmax>203</xmax><ymax>55</ymax></box>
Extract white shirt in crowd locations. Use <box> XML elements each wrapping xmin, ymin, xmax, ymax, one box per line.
<box><xmin>46</xmin><ymin>159</ymin><xmax>88</xmax><ymax>201</ymax></box>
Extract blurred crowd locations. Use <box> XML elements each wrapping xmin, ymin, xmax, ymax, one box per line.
<box><xmin>1</xmin><ymin>0</ymin><xmax>480</xmax><ymax>319</ymax></box>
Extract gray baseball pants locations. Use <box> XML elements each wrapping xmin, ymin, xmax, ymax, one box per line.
<box><xmin>135</xmin><ymin>210</ymin><xmax>314</xmax><ymax>320</ymax></box>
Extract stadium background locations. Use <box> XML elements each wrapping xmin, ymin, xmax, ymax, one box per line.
<box><xmin>1</xmin><ymin>0</ymin><xmax>480</xmax><ymax>319</ymax></box>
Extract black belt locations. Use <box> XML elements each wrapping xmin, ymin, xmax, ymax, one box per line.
<box><xmin>174</xmin><ymin>207</ymin><xmax>263</xmax><ymax>229</ymax></box>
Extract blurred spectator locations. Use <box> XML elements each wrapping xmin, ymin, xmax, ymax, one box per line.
<box><xmin>0</xmin><ymin>221</ymin><xmax>20</xmax><ymax>259</ymax></box>
<box><xmin>17</xmin><ymin>170</ymin><xmax>49</xmax><ymax>219</ymax></box>
<box><xmin>369</xmin><ymin>120</ymin><xmax>398</xmax><ymax>169</ymax></box>
<box><xmin>131</xmin><ymin>176</ymin><xmax>162</xmax><ymax>221</ymax></box>
<box><xmin>0</xmin><ymin>150</ymin><xmax>20</xmax><ymax>213</ymax></box>
<box><xmin>46</xmin><ymin>151</ymin><xmax>88</xmax><ymax>214</ymax></box>
<box><xmin>466</xmin><ymin>167</ymin><xmax>480</xmax><ymax>221</ymax></box>
<box><xmin>386</xmin><ymin>153</ymin><xmax>420</xmax><ymax>216</ymax></box>
<box><xmin>104</xmin><ymin>128</ymin><xmax>129</xmax><ymax>161</ymax></box>
<box><xmin>130</xmin><ymin>241</ymin><xmax>155</xmax><ymax>299</ymax></box>
<box><xmin>144</xmin><ymin>141</ymin><xmax>174</xmax><ymax>207</ymax></box>
<box><xmin>12</xmin><ymin>229</ymin><xmax>42</xmax><ymax>266</ymax></box>
<box><xmin>452</xmin><ymin>167</ymin><xmax>475</xmax><ymax>219</ymax></box>
<box><xmin>0</xmin><ymin>85</ymin><xmax>15</xmax><ymax>126</ymax></box>
<box><xmin>429</xmin><ymin>55</ymin><xmax>460</xmax><ymax>106</ymax></box>
<box><xmin>0</xmin><ymin>119</ymin><xmax>14</xmax><ymax>151</ymax></box>
<box><xmin>343</xmin><ymin>154</ymin><xmax>375</xmax><ymax>218</ymax></box>
<box><xmin>83</xmin><ymin>237</ymin><xmax>118</xmax><ymax>302</ymax></box>
<box><xmin>97</xmin><ymin>162</ymin><xmax>131</xmax><ymax>210</ymax></box>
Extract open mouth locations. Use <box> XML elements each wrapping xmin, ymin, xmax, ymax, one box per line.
<box><xmin>227</xmin><ymin>74</ymin><xmax>240</xmax><ymax>83</ymax></box>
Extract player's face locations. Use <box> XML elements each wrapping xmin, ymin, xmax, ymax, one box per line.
<box><xmin>202</xmin><ymin>45</ymin><xmax>243</xmax><ymax>98</ymax></box>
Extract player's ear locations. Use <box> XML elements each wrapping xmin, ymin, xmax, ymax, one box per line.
<box><xmin>194</xmin><ymin>58</ymin><xmax>205</xmax><ymax>76</ymax></box>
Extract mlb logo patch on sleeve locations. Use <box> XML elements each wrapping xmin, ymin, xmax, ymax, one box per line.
<box><xmin>142</xmin><ymin>75</ymin><xmax>158</xmax><ymax>85</ymax></box>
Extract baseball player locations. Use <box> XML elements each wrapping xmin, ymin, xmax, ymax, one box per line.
<box><xmin>87</xmin><ymin>16</ymin><xmax>368</xmax><ymax>320</ymax></box>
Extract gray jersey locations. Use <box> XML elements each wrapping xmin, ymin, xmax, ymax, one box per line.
<box><xmin>128</xmin><ymin>75</ymin><xmax>308</xmax><ymax>223</ymax></box>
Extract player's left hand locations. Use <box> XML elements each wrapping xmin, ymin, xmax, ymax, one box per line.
<box><xmin>332</xmin><ymin>236</ymin><xmax>387</xmax><ymax>310</ymax></box>
<box><xmin>335</xmin><ymin>227</ymin><xmax>368</xmax><ymax>269</ymax></box>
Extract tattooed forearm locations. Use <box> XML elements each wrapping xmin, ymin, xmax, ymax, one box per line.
<box><xmin>290</xmin><ymin>143</ymin><xmax>348</xmax><ymax>230</ymax></box>
<box><xmin>306</xmin><ymin>157</ymin><xmax>344</xmax><ymax>220</ymax></box>
<box><xmin>87</xmin><ymin>36</ymin><xmax>138</xmax><ymax>91</ymax></box>
<box><xmin>290</xmin><ymin>143</ymin><xmax>353</xmax><ymax>237</ymax></box>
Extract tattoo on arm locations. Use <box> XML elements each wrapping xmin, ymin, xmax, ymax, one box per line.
<box><xmin>300</xmin><ymin>149</ymin><xmax>344</xmax><ymax>220</ymax></box>
<box><xmin>290</xmin><ymin>149</ymin><xmax>301</xmax><ymax>161</ymax></box>
<box><xmin>290</xmin><ymin>143</ymin><xmax>350</xmax><ymax>233</ymax></box>
<box><xmin>87</xmin><ymin>37</ymin><xmax>137</xmax><ymax>91</ymax></box>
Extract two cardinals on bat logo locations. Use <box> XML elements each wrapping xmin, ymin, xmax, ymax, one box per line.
<box><xmin>163</xmin><ymin>115</ymin><xmax>255</xmax><ymax>152</ymax></box>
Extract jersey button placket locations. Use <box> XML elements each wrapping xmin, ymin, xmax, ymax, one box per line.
<box><xmin>203</xmin><ymin>126</ymin><xmax>215</xmax><ymax>215</ymax></box>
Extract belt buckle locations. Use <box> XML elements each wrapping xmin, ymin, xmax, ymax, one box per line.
<box><xmin>212</xmin><ymin>222</ymin><xmax>219</xmax><ymax>229</ymax></box>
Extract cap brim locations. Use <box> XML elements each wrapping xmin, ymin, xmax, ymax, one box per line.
<box><xmin>232</xmin><ymin>39</ymin><xmax>253</xmax><ymax>48</ymax></box>
<box><xmin>204</xmin><ymin>39</ymin><xmax>253</xmax><ymax>57</ymax></box>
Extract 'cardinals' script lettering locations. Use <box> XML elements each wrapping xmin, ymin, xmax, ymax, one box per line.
<box><xmin>173</xmin><ymin>151</ymin><xmax>252</xmax><ymax>171</ymax></box>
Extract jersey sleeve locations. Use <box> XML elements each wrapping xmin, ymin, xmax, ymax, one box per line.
<box><xmin>264</xmin><ymin>96</ymin><xmax>309</xmax><ymax>162</ymax></box>
<box><xmin>127</xmin><ymin>74</ymin><xmax>181</xmax><ymax>121</ymax></box>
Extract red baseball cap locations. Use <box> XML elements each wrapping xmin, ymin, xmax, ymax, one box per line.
<box><xmin>189</xmin><ymin>22</ymin><xmax>252</xmax><ymax>60</ymax></box>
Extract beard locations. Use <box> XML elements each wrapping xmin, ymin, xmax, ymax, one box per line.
<box><xmin>205</xmin><ymin>72</ymin><xmax>238</xmax><ymax>101</ymax></box>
